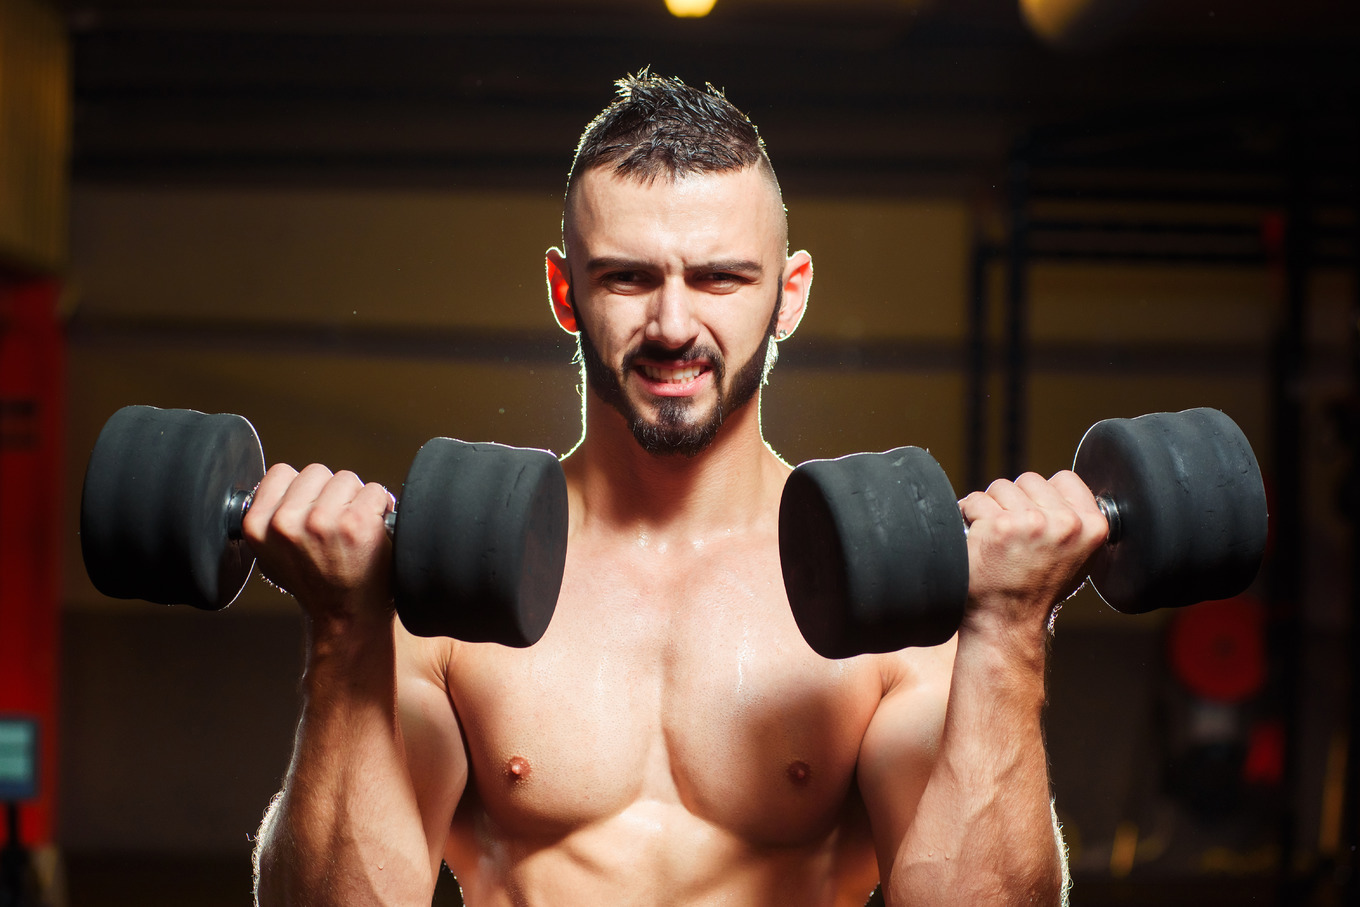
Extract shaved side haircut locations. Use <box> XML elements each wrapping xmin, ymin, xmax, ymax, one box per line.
<box><xmin>569</xmin><ymin>68</ymin><xmax>772</xmax><ymax>182</ymax></box>
<box><xmin>562</xmin><ymin>69</ymin><xmax>785</xmax><ymax>245</ymax></box>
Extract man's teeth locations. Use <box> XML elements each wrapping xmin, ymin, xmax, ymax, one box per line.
<box><xmin>641</xmin><ymin>364</ymin><xmax>703</xmax><ymax>383</ymax></box>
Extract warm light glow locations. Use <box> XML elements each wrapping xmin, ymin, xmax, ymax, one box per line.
<box><xmin>1019</xmin><ymin>0</ymin><xmax>1144</xmax><ymax>49</ymax></box>
<box><xmin>665</xmin><ymin>0</ymin><xmax>718</xmax><ymax>17</ymax></box>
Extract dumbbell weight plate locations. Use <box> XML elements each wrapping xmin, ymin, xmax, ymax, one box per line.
<box><xmin>393</xmin><ymin>438</ymin><xmax>568</xmax><ymax>646</ymax></box>
<box><xmin>81</xmin><ymin>405</ymin><xmax>264</xmax><ymax>610</ymax></box>
<box><xmin>780</xmin><ymin>447</ymin><xmax>969</xmax><ymax>659</ymax></box>
<box><xmin>1074</xmin><ymin>408</ymin><xmax>1268</xmax><ymax>614</ymax></box>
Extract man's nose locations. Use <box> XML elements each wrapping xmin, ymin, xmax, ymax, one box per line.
<box><xmin>644</xmin><ymin>279</ymin><xmax>700</xmax><ymax>349</ymax></box>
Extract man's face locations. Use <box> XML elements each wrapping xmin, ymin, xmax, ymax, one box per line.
<box><xmin>559</xmin><ymin>166</ymin><xmax>789</xmax><ymax>457</ymax></box>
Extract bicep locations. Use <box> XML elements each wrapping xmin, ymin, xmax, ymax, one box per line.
<box><xmin>855</xmin><ymin>639</ymin><xmax>955</xmax><ymax>873</ymax></box>
<box><xmin>396</xmin><ymin>627</ymin><xmax>468</xmax><ymax>879</ymax></box>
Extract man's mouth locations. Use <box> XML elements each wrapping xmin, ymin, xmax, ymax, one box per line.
<box><xmin>639</xmin><ymin>363</ymin><xmax>706</xmax><ymax>384</ymax></box>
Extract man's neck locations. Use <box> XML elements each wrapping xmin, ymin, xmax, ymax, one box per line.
<box><xmin>563</xmin><ymin>395</ymin><xmax>788</xmax><ymax>541</ymax></box>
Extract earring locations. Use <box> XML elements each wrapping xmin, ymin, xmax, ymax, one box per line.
<box><xmin>776</xmin><ymin>329</ymin><xmax>789</xmax><ymax>340</ymax></box>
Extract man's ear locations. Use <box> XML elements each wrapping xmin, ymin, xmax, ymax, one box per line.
<box><xmin>545</xmin><ymin>248</ymin><xmax>578</xmax><ymax>334</ymax></box>
<box><xmin>775</xmin><ymin>250</ymin><xmax>813</xmax><ymax>340</ymax></box>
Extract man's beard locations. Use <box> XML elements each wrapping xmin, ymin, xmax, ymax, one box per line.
<box><xmin>575</xmin><ymin>290</ymin><xmax>782</xmax><ymax>458</ymax></box>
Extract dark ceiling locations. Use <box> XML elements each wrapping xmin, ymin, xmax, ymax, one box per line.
<box><xmin>60</xmin><ymin>0</ymin><xmax>1360</xmax><ymax>199</ymax></box>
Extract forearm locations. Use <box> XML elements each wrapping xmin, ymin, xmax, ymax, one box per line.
<box><xmin>254</xmin><ymin>614</ymin><xmax>436</xmax><ymax>907</ymax></box>
<box><xmin>885</xmin><ymin>625</ymin><xmax>1064</xmax><ymax>906</ymax></box>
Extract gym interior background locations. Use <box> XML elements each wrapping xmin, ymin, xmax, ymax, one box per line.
<box><xmin>1</xmin><ymin>0</ymin><xmax>1357</xmax><ymax>903</ymax></box>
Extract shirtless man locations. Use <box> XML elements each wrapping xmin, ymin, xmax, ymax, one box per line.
<box><xmin>250</xmin><ymin>72</ymin><xmax>1109</xmax><ymax>906</ymax></box>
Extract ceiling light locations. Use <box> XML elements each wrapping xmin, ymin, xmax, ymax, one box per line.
<box><xmin>666</xmin><ymin>0</ymin><xmax>718</xmax><ymax>17</ymax></box>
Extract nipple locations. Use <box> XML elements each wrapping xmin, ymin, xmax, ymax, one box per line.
<box><xmin>787</xmin><ymin>760</ymin><xmax>812</xmax><ymax>786</ymax></box>
<box><xmin>505</xmin><ymin>755</ymin><xmax>532</xmax><ymax>783</ymax></box>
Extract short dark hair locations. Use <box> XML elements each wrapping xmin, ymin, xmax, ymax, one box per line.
<box><xmin>565</xmin><ymin>69</ymin><xmax>776</xmax><ymax>199</ymax></box>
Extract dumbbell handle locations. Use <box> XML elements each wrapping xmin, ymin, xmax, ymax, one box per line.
<box><xmin>1094</xmin><ymin>493</ymin><xmax>1122</xmax><ymax>545</ymax></box>
<box><xmin>225</xmin><ymin>489</ymin><xmax>398</xmax><ymax>541</ymax></box>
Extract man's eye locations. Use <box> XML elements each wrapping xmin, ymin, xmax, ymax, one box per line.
<box><xmin>704</xmin><ymin>273</ymin><xmax>744</xmax><ymax>289</ymax></box>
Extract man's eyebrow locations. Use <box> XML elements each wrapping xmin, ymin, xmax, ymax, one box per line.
<box><xmin>695</xmin><ymin>260</ymin><xmax>763</xmax><ymax>276</ymax></box>
<box><xmin>585</xmin><ymin>258</ymin><xmax>764</xmax><ymax>277</ymax></box>
<box><xmin>586</xmin><ymin>257</ymin><xmax>651</xmax><ymax>273</ymax></box>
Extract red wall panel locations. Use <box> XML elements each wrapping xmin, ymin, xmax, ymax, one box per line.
<box><xmin>0</xmin><ymin>277</ymin><xmax>63</xmax><ymax>845</ymax></box>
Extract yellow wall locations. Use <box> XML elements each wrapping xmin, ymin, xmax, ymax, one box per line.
<box><xmin>0</xmin><ymin>0</ymin><xmax>67</xmax><ymax>272</ymax></box>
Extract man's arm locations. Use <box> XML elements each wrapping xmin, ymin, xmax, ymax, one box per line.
<box><xmin>245</xmin><ymin>463</ymin><xmax>467</xmax><ymax>907</ymax></box>
<box><xmin>857</xmin><ymin>471</ymin><xmax>1106</xmax><ymax>906</ymax></box>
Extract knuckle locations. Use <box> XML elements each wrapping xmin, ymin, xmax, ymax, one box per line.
<box><xmin>268</xmin><ymin>508</ymin><xmax>306</xmax><ymax>544</ymax></box>
<box><xmin>240</xmin><ymin>510</ymin><xmax>266</xmax><ymax>545</ymax></box>
<box><xmin>301</xmin><ymin>505</ymin><xmax>333</xmax><ymax>538</ymax></box>
<box><xmin>1051</xmin><ymin>508</ymin><xmax>1082</xmax><ymax>541</ymax></box>
<box><xmin>368</xmin><ymin>483</ymin><xmax>397</xmax><ymax>510</ymax></box>
<box><xmin>1086</xmin><ymin>511</ymin><xmax>1112</xmax><ymax>543</ymax></box>
<box><xmin>992</xmin><ymin>509</ymin><xmax>1037</xmax><ymax>539</ymax></box>
<box><xmin>335</xmin><ymin>506</ymin><xmax>375</xmax><ymax>545</ymax></box>
<box><xmin>1053</xmin><ymin>469</ymin><xmax>1094</xmax><ymax>500</ymax></box>
<box><xmin>1017</xmin><ymin>509</ymin><xmax>1046</xmax><ymax>535</ymax></box>
<box><xmin>334</xmin><ymin>469</ymin><xmax>363</xmax><ymax>488</ymax></box>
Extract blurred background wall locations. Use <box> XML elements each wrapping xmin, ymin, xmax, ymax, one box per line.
<box><xmin>0</xmin><ymin>0</ymin><xmax>1357</xmax><ymax>903</ymax></box>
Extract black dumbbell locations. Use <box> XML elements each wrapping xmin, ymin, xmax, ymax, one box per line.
<box><xmin>778</xmin><ymin>447</ymin><xmax>970</xmax><ymax>659</ymax></box>
<box><xmin>1072</xmin><ymin>408</ymin><xmax>1267</xmax><ymax>614</ymax></box>
<box><xmin>778</xmin><ymin>408</ymin><xmax>1268</xmax><ymax>659</ymax></box>
<box><xmin>80</xmin><ymin>405</ymin><xmax>568</xmax><ymax>646</ymax></box>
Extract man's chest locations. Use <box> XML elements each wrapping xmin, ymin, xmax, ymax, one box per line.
<box><xmin>445</xmin><ymin>539</ymin><xmax>885</xmax><ymax>847</ymax></box>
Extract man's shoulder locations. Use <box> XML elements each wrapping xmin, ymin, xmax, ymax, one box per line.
<box><xmin>396</xmin><ymin>620</ymin><xmax>457</xmax><ymax>689</ymax></box>
<box><xmin>876</xmin><ymin>634</ymin><xmax>957</xmax><ymax>702</ymax></box>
